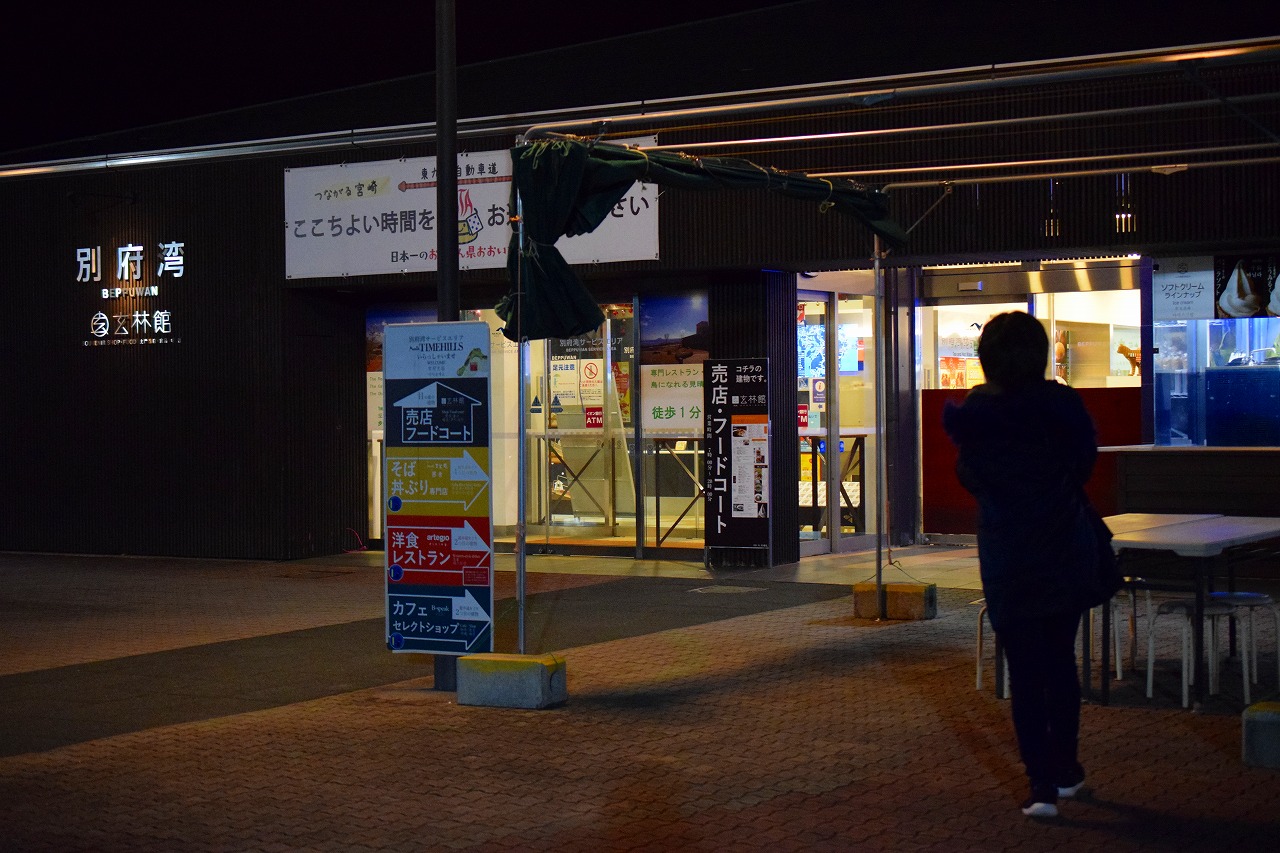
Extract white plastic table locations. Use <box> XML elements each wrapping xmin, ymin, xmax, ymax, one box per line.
<box><xmin>1098</xmin><ymin>514</ymin><xmax>1280</xmax><ymax>707</ymax></box>
<box><xmin>1102</xmin><ymin>513</ymin><xmax>1222</xmax><ymax>535</ymax></box>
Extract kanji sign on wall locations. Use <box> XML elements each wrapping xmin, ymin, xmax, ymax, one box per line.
<box><xmin>704</xmin><ymin>359</ymin><xmax>771</xmax><ymax>554</ymax></box>
<box><xmin>383</xmin><ymin>321</ymin><xmax>494</xmax><ymax>656</ymax></box>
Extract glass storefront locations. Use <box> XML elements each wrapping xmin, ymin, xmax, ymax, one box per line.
<box><xmin>366</xmin><ymin>275</ymin><xmax>883</xmax><ymax>557</ymax></box>
<box><xmin>917</xmin><ymin>291</ymin><xmax>1143</xmax><ymax>392</ymax></box>
<box><xmin>363</xmin><ymin>257</ymin><xmax>1180</xmax><ymax>551</ymax></box>
<box><xmin>797</xmin><ymin>276</ymin><xmax>881</xmax><ymax>555</ymax></box>
<box><xmin>365</xmin><ymin>296</ymin><xmax>715</xmax><ymax>556</ymax></box>
<box><xmin>917</xmin><ymin>259</ymin><xmax>1146</xmax><ymax>537</ymax></box>
<box><xmin>1155</xmin><ymin>315</ymin><xmax>1280</xmax><ymax>446</ymax></box>
<box><xmin>523</xmin><ymin>304</ymin><xmax>638</xmax><ymax>550</ymax></box>
<box><xmin>1150</xmin><ymin>254</ymin><xmax>1280</xmax><ymax>447</ymax></box>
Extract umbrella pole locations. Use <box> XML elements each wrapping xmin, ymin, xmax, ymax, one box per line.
<box><xmin>432</xmin><ymin>0</ymin><xmax>460</xmax><ymax>692</ymax></box>
<box><xmin>516</xmin><ymin>190</ymin><xmax>528</xmax><ymax>655</ymax></box>
<box><xmin>873</xmin><ymin>236</ymin><xmax>887</xmax><ymax>621</ymax></box>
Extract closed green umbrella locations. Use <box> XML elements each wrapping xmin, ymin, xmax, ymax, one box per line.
<box><xmin>496</xmin><ymin>137</ymin><xmax>906</xmax><ymax>342</ymax></box>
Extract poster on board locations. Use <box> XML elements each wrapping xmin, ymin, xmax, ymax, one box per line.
<box><xmin>705</xmin><ymin>359</ymin><xmax>770</xmax><ymax>552</ymax></box>
<box><xmin>1213</xmin><ymin>255</ymin><xmax>1280</xmax><ymax>319</ymax></box>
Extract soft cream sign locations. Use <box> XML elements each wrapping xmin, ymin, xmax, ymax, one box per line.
<box><xmin>1153</xmin><ymin>256</ymin><xmax>1214</xmax><ymax>321</ymax></box>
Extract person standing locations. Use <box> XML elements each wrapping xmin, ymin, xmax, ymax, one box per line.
<box><xmin>943</xmin><ymin>311</ymin><xmax>1101</xmax><ymax>818</ymax></box>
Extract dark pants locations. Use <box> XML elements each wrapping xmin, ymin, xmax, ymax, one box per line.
<box><xmin>996</xmin><ymin>610</ymin><xmax>1084</xmax><ymax>790</ymax></box>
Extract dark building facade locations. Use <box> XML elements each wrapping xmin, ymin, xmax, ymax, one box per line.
<box><xmin>2</xmin><ymin>14</ymin><xmax>1278</xmax><ymax>562</ymax></box>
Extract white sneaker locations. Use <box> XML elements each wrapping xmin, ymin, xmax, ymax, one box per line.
<box><xmin>1021</xmin><ymin>791</ymin><xmax>1059</xmax><ymax>818</ymax></box>
<box><xmin>1057</xmin><ymin>780</ymin><xmax>1085</xmax><ymax>798</ymax></box>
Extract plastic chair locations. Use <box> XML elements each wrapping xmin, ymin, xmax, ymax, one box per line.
<box><xmin>1088</xmin><ymin>578</ymin><xmax>1160</xmax><ymax>682</ymax></box>
<box><xmin>1089</xmin><ymin>596</ymin><xmax>1128</xmax><ymax>680</ymax></box>
<box><xmin>973</xmin><ymin>599</ymin><xmax>1009</xmax><ymax>696</ymax></box>
<box><xmin>1209</xmin><ymin>590</ymin><xmax>1280</xmax><ymax>702</ymax></box>
<box><xmin>978</xmin><ymin>598</ymin><xmax>1122</xmax><ymax>694</ymax></box>
<box><xmin>1116</xmin><ymin>578</ymin><xmax>1161</xmax><ymax>675</ymax></box>
<box><xmin>1146</xmin><ymin>598</ymin><xmax>1237</xmax><ymax>708</ymax></box>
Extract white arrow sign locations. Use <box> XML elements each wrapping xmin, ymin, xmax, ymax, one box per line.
<box><xmin>451</xmin><ymin>521</ymin><xmax>490</xmax><ymax>553</ymax></box>
<box><xmin>451</xmin><ymin>451</ymin><xmax>488</xmax><ymax>481</ymax></box>
<box><xmin>451</xmin><ymin>589</ymin><xmax>489</xmax><ymax>621</ymax></box>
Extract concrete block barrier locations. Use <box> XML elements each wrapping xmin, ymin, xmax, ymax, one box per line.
<box><xmin>852</xmin><ymin>582</ymin><xmax>879</xmax><ymax>618</ymax></box>
<box><xmin>853</xmin><ymin>581</ymin><xmax>938</xmax><ymax>620</ymax></box>
<box><xmin>1242</xmin><ymin>701</ymin><xmax>1280</xmax><ymax>769</ymax></box>
<box><xmin>457</xmin><ymin>653</ymin><xmax>567</xmax><ymax>709</ymax></box>
<box><xmin>886</xmin><ymin>582</ymin><xmax>938</xmax><ymax>620</ymax></box>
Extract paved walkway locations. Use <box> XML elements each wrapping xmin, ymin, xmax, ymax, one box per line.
<box><xmin>1</xmin><ymin>547</ymin><xmax>1277</xmax><ymax>851</ymax></box>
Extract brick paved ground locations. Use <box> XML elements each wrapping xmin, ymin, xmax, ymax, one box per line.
<box><xmin>1</xmin><ymin>552</ymin><xmax>1277</xmax><ymax>851</ymax></box>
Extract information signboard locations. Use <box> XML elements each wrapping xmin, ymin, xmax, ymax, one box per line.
<box><xmin>641</xmin><ymin>364</ymin><xmax>704</xmax><ymax>431</ymax></box>
<box><xmin>383</xmin><ymin>322</ymin><xmax>494</xmax><ymax>656</ymax></box>
<box><xmin>704</xmin><ymin>359</ymin><xmax>770</xmax><ymax>553</ymax></box>
<box><xmin>1153</xmin><ymin>256</ymin><xmax>1215</xmax><ymax>321</ymax></box>
<box><xmin>284</xmin><ymin>139</ymin><xmax>659</xmax><ymax>280</ymax></box>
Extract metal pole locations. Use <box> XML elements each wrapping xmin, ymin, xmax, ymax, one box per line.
<box><xmin>873</xmin><ymin>236</ymin><xmax>887</xmax><ymax>621</ymax></box>
<box><xmin>432</xmin><ymin>0</ymin><xmax>460</xmax><ymax>691</ymax></box>
<box><xmin>515</xmin><ymin>190</ymin><xmax>527</xmax><ymax>655</ymax></box>
<box><xmin>435</xmin><ymin>0</ymin><xmax>459</xmax><ymax>323</ymax></box>
<box><xmin>631</xmin><ymin>295</ymin><xmax>644</xmax><ymax>560</ymax></box>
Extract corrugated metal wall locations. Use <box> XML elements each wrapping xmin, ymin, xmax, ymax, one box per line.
<box><xmin>598</xmin><ymin>60</ymin><xmax>1280</xmax><ymax>269</ymax></box>
<box><xmin>0</xmin><ymin>159</ymin><xmax>365</xmax><ymax>559</ymax></box>
<box><xmin>299</xmin><ymin>57</ymin><xmax>1280</xmax><ymax>286</ymax></box>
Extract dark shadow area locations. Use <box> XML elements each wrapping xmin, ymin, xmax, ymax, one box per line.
<box><xmin>0</xmin><ymin>619</ymin><xmax>429</xmax><ymax>757</ymax></box>
<box><xmin>494</xmin><ymin>577</ymin><xmax>849</xmax><ymax>654</ymax></box>
<box><xmin>562</xmin><ymin>609</ymin><xmax>971</xmax><ymax>717</ymax></box>
<box><xmin>1</xmin><ymin>577</ymin><xmax>847</xmax><ymax>756</ymax></box>
<box><xmin>1053</xmin><ymin>791</ymin><xmax>1280</xmax><ymax>847</ymax></box>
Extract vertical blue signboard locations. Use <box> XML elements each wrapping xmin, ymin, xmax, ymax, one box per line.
<box><xmin>383</xmin><ymin>321</ymin><xmax>494</xmax><ymax>655</ymax></box>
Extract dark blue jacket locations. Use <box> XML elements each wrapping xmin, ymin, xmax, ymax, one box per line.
<box><xmin>942</xmin><ymin>380</ymin><xmax>1099</xmax><ymax>632</ymax></box>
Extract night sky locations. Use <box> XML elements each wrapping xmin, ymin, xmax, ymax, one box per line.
<box><xmin>4</xmin><ymin>1</ymin><xmax>1276</xmax><ymax>157</ymax></box>
<box><xmin>2</xmin><ymin>1</ymin><xmax>796</xmax><ymax>155</ymax></box>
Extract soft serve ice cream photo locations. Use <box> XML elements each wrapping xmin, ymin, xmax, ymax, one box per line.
<box><xmin>1217</xmin><ymin>260</ymin><xmax>1265</xmax><ymax>318</ymax></box>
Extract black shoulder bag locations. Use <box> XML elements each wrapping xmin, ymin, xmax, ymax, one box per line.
<box><xmin>1081</xmin><ymin>500</ymin><xmax>1123</xmax><ymax>608</ymax></box>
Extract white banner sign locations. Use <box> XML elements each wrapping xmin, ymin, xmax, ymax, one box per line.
<box><xmin>579</xmin><ymin>358</ymin><xmax>605</xmax><ymax>408</ymax></box>
<box><xmin>284</xmin><ymin>140</ymin><xmax>658</xmax><ymax>280</ymax></box>
<box><xmin>640</xmin><ymin>363</ymin><xmax>704</xmax><ymax>431</ymax></box>
<box><xmin>1153</xmin><ymin>256</ymin><xmax>1215</xmax><ymax>321</ymax></box>
<box><xmin>549</xmin><ymin>356</ymin><xmax>580</xmax><ymax>408</ymax></box>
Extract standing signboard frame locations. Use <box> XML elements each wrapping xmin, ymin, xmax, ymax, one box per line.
<box><xmin>383</xmin><ymin>321</ymin><xmax>495</xmax><ymax>656</ymax></box>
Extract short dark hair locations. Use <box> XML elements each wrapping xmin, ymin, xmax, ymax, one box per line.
<box><xmin>977</xmin><ymin>311</ymin><xmax>1048</xmax><ymax>388</ymax></box>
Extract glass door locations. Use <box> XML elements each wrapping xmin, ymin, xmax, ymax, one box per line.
<box><xmin>798</xmin><ymin>284</ymin><xmax>882</xmax><ymax>556</ymax></box>
<box><xmin>835</xmin><ymin>294</ymin><xmax>876</xmax><ymax>548</ymax></box>
<box><xmin>525</xmin><ymin>307</ymin><xmax>637</xmax><ymax>552</ymax></box>
<box><xmin>797</xmin><ymin>294</ymin><xmax>832</xmax><ymax>555</ymax></box>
